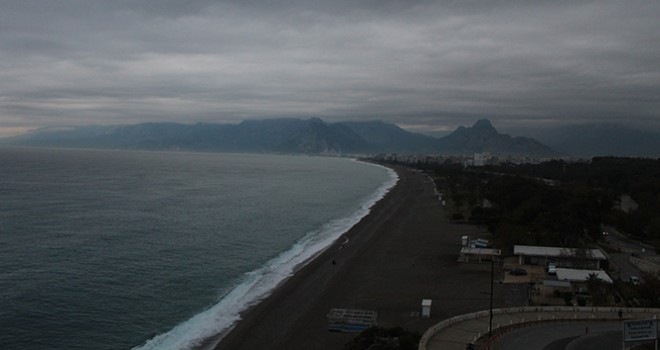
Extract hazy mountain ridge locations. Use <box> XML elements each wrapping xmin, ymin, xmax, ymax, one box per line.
<box><xmin>439</xmin><ymin>119</ymin><xmax>559</xmax><ymax>157</ymax></box>
<box><xmin>2</xmin><ymin>118</ymin><xmax>567</xmax><ymax>157</ymax></box>
<box><xmin>519</xmin><ymin>123</ymin><xmax>660</xmax><ymax>158</ymax></box>
<box><xmin>340</xmin><ymin>120</ymin><xmax>441</xmax><ymax>153</ymax></box>
<box><xmin>3</xmin><ymin>119</ymin><xmax>370</xmax><ymax>154</ymax></box>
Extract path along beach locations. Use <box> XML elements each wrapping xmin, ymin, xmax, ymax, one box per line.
<box><xmin>214</xmin><ymin>165</ymin><xmax>523</xmax><ymax>350</ymax></box>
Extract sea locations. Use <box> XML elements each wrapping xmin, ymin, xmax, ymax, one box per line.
<box><xmin>0</xmin><ymin>147</ymin><xmax>397</xmax><ymax>350</ymax></box>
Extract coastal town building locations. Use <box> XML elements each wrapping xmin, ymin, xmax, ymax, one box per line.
<box><xmin>514</xmin><ymin>245</ymin><xmax>608</xmax><ymax>270</ymax></box>
<box><xmin>555</xmin><ymin>268</ymin><xmax>613</xmax><ymax>284</ymax></box>
<box><xmin>371</xmin><ymin>153</ymin><xmax>568</xmax><ymax>167</ymax></box>
<box><xmin>465</xmin><ymin>152</ymin><xmax>499</xmax><ymax>166</ymax></box>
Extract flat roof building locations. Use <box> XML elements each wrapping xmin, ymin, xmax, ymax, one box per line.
<box><xmin>555</xmin><ymin>268</ymin><xmax>613</xmax><ymax>284</ymax></box>
<box><xmin>514</xmin><ymin>245</ymin><xmax>608</xmax><ymax>269</ymax></box>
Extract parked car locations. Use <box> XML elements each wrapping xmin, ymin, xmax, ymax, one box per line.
<box><xmin>509</xmin><ymin>268</ymin><xmax>528</xmax><ymax>276</ymax></box>
<box><xmin>547</xmin><ymin>264</ymin><xmax>557</xmax><ymax>275</ymax></box>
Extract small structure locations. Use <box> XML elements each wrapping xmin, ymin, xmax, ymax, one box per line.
<box><xmin>459</xmin><ymin>247</ymin><xmax>501</xmax><ymax>263</ymax></box>
<box><xmin>421</xmin><ymin>299</ymin><xmax>432</xmax><ymax>318</ymax></box>
<box><xmin>461</xmin><ymin>235</ymin><xmax>469</xmax><ymax>247</ymax></box>
<box><xmin>514</xmin><ymin>245</ymin><xmax>608</xmax><ymax>269</ymax></box>
<box><xmin>471</xmin><ymin>238</ymin><xmax>489</xmax><ymax>248</ymax></box>
<box><xmin>543</xmin><ymin>279</ymin><xmax>572</xmax><ymax>289</ymax></box>
<box><xmin>327</xmin><ymin>308</ymin><xmax>377</xmax><ymax>332</ymax></box>
<box><xmin>460</xmin><ymin>235</ymin><xmax>491</xmax><ymax>249</ymax></box>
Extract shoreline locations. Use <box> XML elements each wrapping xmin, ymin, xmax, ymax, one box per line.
<box><xmin>200</xmin><ymin>164</ymin><xmax>399</xmax><ymax>349</ymax></box>
<box><xmin>213</xmin><ymin>165</ymin><xmax>520</xmax><ymax>349</ymax></box>
<box><xmin>134</xmin><ymin>157</ymin><xmax>397</xmax><ymax>350</ymax></box>
<box><xmin>199</xmin><ymin>162</ymin><xmax>399</xmax><ymax>349</ymax></box>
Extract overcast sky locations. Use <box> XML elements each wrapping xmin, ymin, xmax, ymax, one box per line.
<box><xmin>1</xmin><ymin>0</ymin><xmax>659</xmax><ymax>137</ymax></box>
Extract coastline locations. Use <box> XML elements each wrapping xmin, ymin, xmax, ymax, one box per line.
<box><xmin>213</xmin><ymin>165</ymin><xmax>517</xmax><ymax>350</ymax></box>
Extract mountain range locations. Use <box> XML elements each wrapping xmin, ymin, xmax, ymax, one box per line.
<box><xmin>510</xmin><ymin>123</ymin><xmax>660</xmax><ymax>159</ymax></box>
<box><xmin>2</xmin><ymin>118</ymin><xmax>564</xmax><ymax>158</ymax></box>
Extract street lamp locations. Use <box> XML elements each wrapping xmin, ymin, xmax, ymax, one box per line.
<box><xmin>480</xmin><ymin>258</ymin><xmax>500</xmax><ymax>337</ymax></box>
<box><xmin>489</xmin><ymin>258</ymin><xmax>495</xmax><ymax>336</ymax></box>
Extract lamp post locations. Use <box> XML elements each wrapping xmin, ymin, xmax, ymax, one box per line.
<box><xmin>489</xmin><ymin>258</ymin><xmax>495</xmax><ymax>336</ymax></box>
<box><xmin>480</xmin><ymin>257</ymin><xmax>499</xmax><ymax>337</ymax></box>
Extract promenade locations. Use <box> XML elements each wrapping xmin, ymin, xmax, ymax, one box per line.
<box><xmin>419</xmin><ymin>306</ymin><xmax>660</xmax><ymax>350</ymax></box>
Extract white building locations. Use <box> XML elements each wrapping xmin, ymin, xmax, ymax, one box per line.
<box><xmin>555</xmin><ymin>268</ymin><xmax>613</xmax><ymax>284</ymax></box>
<box><xmin>514</xmin><ymin>245</ymin><xmax>608</xmax><ymax>269</ymax></box>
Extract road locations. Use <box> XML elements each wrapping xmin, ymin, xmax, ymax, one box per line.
<box><xmin>494</xmin><ymin>321</ymin><xmax>626</xmax><ymax>350</ymax></box>
<box><xmin>602</xmin><ymin>225</ymin><xmax>659</xmax><ymax>283</ymax></box>
<box><xmin>603</xmin><ymin>225</ymin><xmax>655</xmax><ymax>256</ymax></box>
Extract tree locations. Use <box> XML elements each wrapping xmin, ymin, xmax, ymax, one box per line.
<box><xmin>572</xmin><ymin>248</ymin><xmax>594</xmax><ymax>269</ymax></box>
<box><xmin>585</xmin><ymin>273</ymin><xmax>609</xmax><ymax>306</ymax></box>
<box><xmin>637</xmin><ymin>271</ymin><xmax>660</xmax><ymax>307</ymax></box>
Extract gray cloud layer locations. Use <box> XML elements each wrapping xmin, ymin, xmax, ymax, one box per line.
<box><xmin>1</xmin><ymin>0</ymin><xmax>659</xmax><ymax>136</ymax></box>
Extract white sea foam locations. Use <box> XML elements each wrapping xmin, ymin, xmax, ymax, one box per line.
<box><xmin>133</xmin><ymin>164</ymin><xmax>398</xmax><ymax>350</ymax></box>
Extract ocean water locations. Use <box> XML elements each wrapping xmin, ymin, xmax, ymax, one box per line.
<box><xmin>0</xmin><ymin>147</ymin><xmax>397</xmax><ymax>350</ymax></box>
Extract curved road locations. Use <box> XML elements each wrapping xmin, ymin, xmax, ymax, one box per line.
<box><xmin>422</xmin><ymin>307</ymin><xmax>660</xmax><ymax>350</ymax></box>
<box><xmin>603</xmin><ymin>225</ymin><xmax>660</xmax><ymax>283</ymax></box>
<box><xmin>494</xmin><ymin>322</ymin><xmax>624</xmax><ymax>350</ymax></box>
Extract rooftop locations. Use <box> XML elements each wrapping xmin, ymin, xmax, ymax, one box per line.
<box><xmin>459</xmin><ymin>247</ymin><xmax>501</xmax><ymax>256</ymax></box>
<box><xmin>514</xmin><ymin>245</ymin><xmax>607</xmax><ymax>260</ymax></box>
<box><xmin>542</xmin><ymin>279</ymin><xmax>572</xmax><ymax>288</ymax></box>
<box><xmin>555</xmin><ymin>268</ymin><xmax>613</xmax><ymax>284</ymax></box>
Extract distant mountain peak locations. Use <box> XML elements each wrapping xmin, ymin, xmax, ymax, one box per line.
<box><xmin>438</xmin><ymin>119</ymin><xmax>560</xmax><ymax>157</ymax></box>
<box><xmin>473</xmin><ymin>119</ymin><xmax>495</xmax><ymax>130</ymax></box>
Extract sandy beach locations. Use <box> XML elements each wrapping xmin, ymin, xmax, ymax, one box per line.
<box><xmin>214</xmin><ymin>165</ymin><xmax>524</xmax><ymax>350</ymax></box>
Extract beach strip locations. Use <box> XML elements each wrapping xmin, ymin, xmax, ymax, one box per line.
<box><xmin>214</xmin><ymin>165</ymin><xmax>502</xmax><ymax>350</ymax></box>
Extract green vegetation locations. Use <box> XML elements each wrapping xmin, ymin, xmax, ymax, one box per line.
<box><xmin>585</xmin><ymin>273</ymin><xmax>610</xmax><ymax>306</ymax></box>
<box><xmin>378</xmin><ymin>156</ymin><xmax>660</xmax><ymax>307</ymax></box>
<box><xmin>397</xmin><ymin>157</ymin><xmax>660</xmax><ymax>253</ymax></box>
<box><xmin>637</xmin><ymin>271</ymin><xmax>660</xmax><ymax>307</ymax></box>
<box><xmin>485</xmin><ymin>157</ymin><xmax>660</xmax><ymax>247</ymax></box>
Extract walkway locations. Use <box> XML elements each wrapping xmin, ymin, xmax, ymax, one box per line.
<box><xmin>419</xmin><ymin>306</ymin><xmax>660</xmax><ymax>350</ymax></box>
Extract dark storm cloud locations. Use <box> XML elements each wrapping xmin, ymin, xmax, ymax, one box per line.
<box><xmin>1</xmin><ymin>0</ymin><xmax>659</xmax><ymax>136</ymax></box>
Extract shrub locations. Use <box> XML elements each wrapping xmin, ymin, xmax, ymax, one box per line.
<box><xmin>451</xmin><ymin>213</ymin><xmax>464</xmax><ymax>221</ymax></box>
<box><xmin>343</xmin><ymin>326</ymin><xmax>421</xmax><ymax>350</ymax></box>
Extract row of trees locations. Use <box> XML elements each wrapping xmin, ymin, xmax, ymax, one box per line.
<box><xmin>482</xmin><ymin>157</ymin><xmax>660</xmax><ymax>244</ymax></box>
